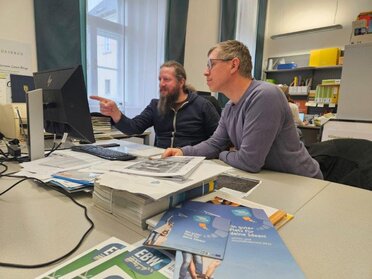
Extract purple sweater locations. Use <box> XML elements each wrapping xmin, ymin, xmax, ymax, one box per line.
<box><xmin>182</xmin><ymin>80</ymin><xmax>323</xmax><ymax>179</ymax></box>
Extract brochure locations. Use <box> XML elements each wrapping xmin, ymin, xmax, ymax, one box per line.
<box><xmin>52</xmin><ymin>169</ymin><xmax>102</xmax><ymax>185</ymax></box>
<box><xmin>115</xmin><ymin>156</ymin><xmax>205</xmax><ymax>180</ymax></box>
<box><xmin>144</xmin><ymin>207</ymin><xmax>230</xmax><ymax>260</ymax></box>
<box><xmin>47</xmin><ymin>178</ymin><xmax>93</xmax><ymax>193</ymax></box>
<box><xmin>173</xmin><ymin>201</ymin><xmax>305</xmax><ymax>279</ymax></box>
<box><xmin>195</xmin><ymin>190</ymin><xmax>293</xmax><ymax>229</ymax></box>
<box><xmin>36</xmin><ymin>237</ymin><xmax>129</xmax><ymax>279</ymax></box>
<box><xmin>62</xmin><ymin>240</ymin><xmax>174</xmax><ymax>279</ymax></box>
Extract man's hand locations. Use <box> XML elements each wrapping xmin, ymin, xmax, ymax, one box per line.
<box><xmin>90</xmin><ymin>96</ymin><xmax>122</xmax><ymax>123</ymax></box>
<box><xmin>162</xmin><ymin>148</ymin><xmax>183</xmax><ymax>158</ymax></box>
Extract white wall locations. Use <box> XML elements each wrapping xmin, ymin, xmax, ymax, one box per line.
<box><xmin>184</xmin><ymin>0</ymin><xmax>220</xmax><ymax>92</ymax></box>
<box><xmin>264</xmin><ymin>0</ymin><xmax>372</xmax><ymax>60</ymax></box>
<box><xmin>0</xmin><ymin>0</ymin><xmax>37</xmax><ymax>72</ymax></box>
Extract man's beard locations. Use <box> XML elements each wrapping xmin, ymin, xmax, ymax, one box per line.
<box><xmin>157</xmin><ymin>85</ymin><xmax>181</xmax><ymax>116</ymax></box>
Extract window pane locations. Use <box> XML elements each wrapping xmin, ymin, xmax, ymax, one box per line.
<box><xmin>97</xmin><ymin>33</ymin><xmax>119</xmax><ymax>68</ymax></box>
<box><xmin>87</xmin><ymin>0</ymin><xmax>166</xmax><ymax>122</ymax></box>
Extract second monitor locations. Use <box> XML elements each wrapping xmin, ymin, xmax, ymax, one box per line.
<box><xmin>32</xmin><ymin>65</ymin><xmax>95</xmax><ymax>144</ymax></box>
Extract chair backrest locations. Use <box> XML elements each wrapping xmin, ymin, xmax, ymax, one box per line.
<box><xmin>308</xmin><ymin>138</ymin><xmax>372</xmax><ymax>190</ymax></box>
<box><xmin>197</xmin><ymin>92</ymin><xmax>222</xmax><ymax>115</ymax></box>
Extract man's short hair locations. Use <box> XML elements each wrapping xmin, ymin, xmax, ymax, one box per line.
<box><xmin>208</xmin><ymin>40</ymin><xmax>252</xmax><ymax>78</ymax></box>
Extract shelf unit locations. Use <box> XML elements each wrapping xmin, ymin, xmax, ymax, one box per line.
<box><xmin>264</xmin><ymin>65</ymin><xmax>342</xmax><ymax>115</ymax></box>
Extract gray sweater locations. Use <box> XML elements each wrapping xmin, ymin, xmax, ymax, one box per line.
<box><xmin>182</xmin><ymin>80</ymin><xmax>323</xmax><ymax>179</ymax></box>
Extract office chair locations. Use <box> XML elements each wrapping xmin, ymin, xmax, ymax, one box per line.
<box><xmin>308</xmin><ymin>138</ymin><xmax>372</xmax><ymax>190</ymax></box>
<box><xmin>196</xmin><ymin>92</ymin><xmax>222</xmax><ymax>115</ymax></box>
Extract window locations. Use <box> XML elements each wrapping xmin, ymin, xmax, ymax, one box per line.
<box><xmin>86</xmin><ymin>0</ymin><xmax>166</xmax><ymax>118</ymax></box>
<box><xmin>104</xmin><ymin>79</ymin><xmax>111</xmax><ymax>95</ymax></box>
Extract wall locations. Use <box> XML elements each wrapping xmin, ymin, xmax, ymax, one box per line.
<box><xmin>0</xmin><ymin>0</ymin><xmax>37</xmax><ymax>72</ymax></box>
<box><xmin>263</xmin><ymin>0</ymin><xmax>372</xmax><ymax>62</ymax></box>
<box><xmin>184</xmin><ymin>0</ymin><xmax>220</xmax><ymax>92</ymax></box>
<box><xmin>2</xmin><ymin>0</ymin><xmax>370</xmax><ymax>88</ymax></box>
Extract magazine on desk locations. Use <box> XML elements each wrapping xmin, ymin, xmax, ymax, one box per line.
<box><xmin>59</xmin><ymin>239</ymin><xmax>175</xmax><ymax>279</ymax></box>
<box><xmin>173</xmin><ymin>201</ymin><xmax>305</xmax><ymax>279</ymax></box>
<box><xmin>36</xmin><ymin>237</ymin><xmax>129</xmax><ymax>279</ymax></box>
<box><xmin>195</xmin><ymin>190</ymin><xmax>293</xmax><ymax>229</ymax></box>
<box><xmin>115</xmin><ymin>156</ymin><xmax>205</xmax><ymax>180</ymax></box>
<box><xmin>147</xmin><ymin>189</ymin><xmax>293</xmax><ymax>231</ymax></box>
<box><xmin>51</xmin><ymin>169</ymin><xmax>102</xmax><ymax>185</ymax></box>
<box><xmin>144</xmin><ymin>207</ymin><xmax>230</xmax><ymax>260</ymax></box>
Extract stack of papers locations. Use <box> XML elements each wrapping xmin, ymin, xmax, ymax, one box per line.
<box><xmin>93</xmin><ymin>176</ymin><xmax>215</xmax><ymax>230</ymax></box>
<box><xmin>92</xmin><ymin>160</ymin><xmax>232</xmax><ymax>230</ymax></box>
<box><xmin>91</xmin><ymin>115</ymin><xmax>112</xmax><ymax>133</ymax></box>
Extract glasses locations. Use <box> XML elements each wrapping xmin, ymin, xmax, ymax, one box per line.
<box><xmin>207</xmin><ymin>58</ymin><xmax>232</xmax><ymax>71</ymax></box>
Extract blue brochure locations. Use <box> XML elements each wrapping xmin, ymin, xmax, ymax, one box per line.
<box><xmin>173</xmin><ymin>201</ymin><xmax>305</xmax><ymax>279</ymax></box>
<box><xmin>144</xmin><ymin>207</ymin><xmax>230</xmax><ymax>260</ymax></box>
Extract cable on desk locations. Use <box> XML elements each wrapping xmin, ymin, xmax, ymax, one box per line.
<box><xmin>0</xmin><ymin>173</ymin><xmax>95</xmax><ymax>268</ymax></box>
<box><xmin>0</xmin><ymin>161</ymin><xmax>8</xmax><ymax>175</ymax></box>
<box><xmin>45</xmin><ymin>141</ymin><xmax>63</xmax><ymax>157</ymax></box>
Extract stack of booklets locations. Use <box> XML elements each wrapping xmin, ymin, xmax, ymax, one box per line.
<box><xmin>36</xmin><ymin>237</ymin><xmax>175</xmax><ymax>279</ymax></box>
<box><xmin>93</xmin><ymin>178</ymin><xmax>215</xmax><ymax>231</ymax></box>
<box><xmin>91</xmin><ymin>115</ymin><xmax>112</xmax><ymax>133</ymax></box>
<box><xmin>145</xmin><ymin>193</ymin><xmax>304</xmax><ymax>279</ymax></box>
<box><xmin>92</xmin><ymin>159</ymin><xmax>231</xmax><ymax>231</ymax></box>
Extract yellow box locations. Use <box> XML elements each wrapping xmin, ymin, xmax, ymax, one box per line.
<box><xmin>309</xmin><ymin>48</ymin><xmax>340</xmax><ymax>67</ymax></box>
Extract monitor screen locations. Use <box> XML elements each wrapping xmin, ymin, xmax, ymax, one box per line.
<box><xmin>33</xmin><ymin>65</ymin><xmax>95</xmax><ymax>143</ymax></box>
<box><xmin>299</xmin><ymin>113</ymin><xmax>305</xmax><ymax>122</ymax></box>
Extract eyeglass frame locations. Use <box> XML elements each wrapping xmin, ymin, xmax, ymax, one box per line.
<box><xmin>206</xmin><ymin>58</ymin><xmax>233</xmax><ymax>71</ymax></box>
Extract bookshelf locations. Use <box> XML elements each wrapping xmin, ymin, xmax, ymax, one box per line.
<box><xmin>264</xmin><ymin>54</ymin><xmax>343</xmax><ymax>115</ymax></box>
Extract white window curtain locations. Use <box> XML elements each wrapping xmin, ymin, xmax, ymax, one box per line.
<box><xmin>235</xmin><ymin>0</ymin><xmax>258</xmax><ymax>77</ymax></box>
<box><xmin>86</xmin><ymin>0</ymin><xmax>166</xmax><ymax>118</ymax></box>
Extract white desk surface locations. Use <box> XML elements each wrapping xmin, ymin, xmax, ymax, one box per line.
<box><xmin>1</xmin><ymin>162</ymin><xmax>372</xmax><ymax>278</ymax></box>
<box><xmin>0</xmin><ymin>167</ymin><xmax>147</xmax><ymax>278</ymax></box>
<box><xmin>226</xmin><ymin>168</ymin><xmax>329</xmax><ymax>214</ymax></box>
<box><xmin>280</xmin><ymin>182</ymin><xmax>372</xmax><ymax>279</ymax></box>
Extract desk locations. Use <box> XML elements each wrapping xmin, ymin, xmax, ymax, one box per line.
<box><xmin>280</xmin><ymin>183</ymin><xmax>372</xmax><ymax>279</ymax></box>
<box><xmin>1</xmin><ymin>162</ymin><xmax>372</xmax><ymax>278</ymax></box>
<box><xmin>0</xmin><ymin>163</ymin><xmax>147</xmax><ymax>278</ymax></box>
<box><xmin>226</xmin><ymin>168</ymin><xmax>329</xmax><ymax>214</ymax></box>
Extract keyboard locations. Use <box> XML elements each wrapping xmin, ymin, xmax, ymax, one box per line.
<box><xmin>71</xmin><ymin>145</ymin><xmax>137</xmax><ymax>161</ymax></box>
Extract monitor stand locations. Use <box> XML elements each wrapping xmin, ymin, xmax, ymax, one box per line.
<box><xmin>26</xmin><ymin>89</ymin><xmax>45</xmax><ymax>160</ymax></box>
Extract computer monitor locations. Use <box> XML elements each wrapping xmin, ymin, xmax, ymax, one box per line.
<box><xmin>299</xmin><ymin>112</ymin><xmax>305</xmax><ymax>122</ymax></box>
<box><xmin>32</xmin><ymin>65</ymin><xmax>95</xmax><ymax>144</ymax></box>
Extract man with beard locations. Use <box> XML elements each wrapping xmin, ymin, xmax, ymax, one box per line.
<box><xmin>162</xmin><ymin>41</ymin><xmax>323</xmax><ymax>179</ymax></box>
<box><xmin>90</xmin><ymin>60</ymin><xmax>220</xmax><ymax>149</ymax></box>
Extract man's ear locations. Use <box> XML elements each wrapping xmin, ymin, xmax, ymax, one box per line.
<box><xmin>230</xmin><ymin>57</ymin><xmax>240</xmax><ymax>74</ymax></box>
<box><xmin>180</xmin><ymin>78</ymin><xmax>186</xmax><ymax>89</ymax></box>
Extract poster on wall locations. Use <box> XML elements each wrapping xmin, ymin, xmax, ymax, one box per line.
<box><xmin>0</xmin><ymin>39</ymin><xmax>32</xmax><ymax>104</ymax></box>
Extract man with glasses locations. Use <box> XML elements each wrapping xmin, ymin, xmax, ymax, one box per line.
<box><xmin>163</xmin><ymin>40</ymin><xmax>322</xmax><ymax>179</ymax></box>
<box><xmin>90</xmin><ymin>60</ymin><xmax>220</xmax><ymax>149</ymax></box>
